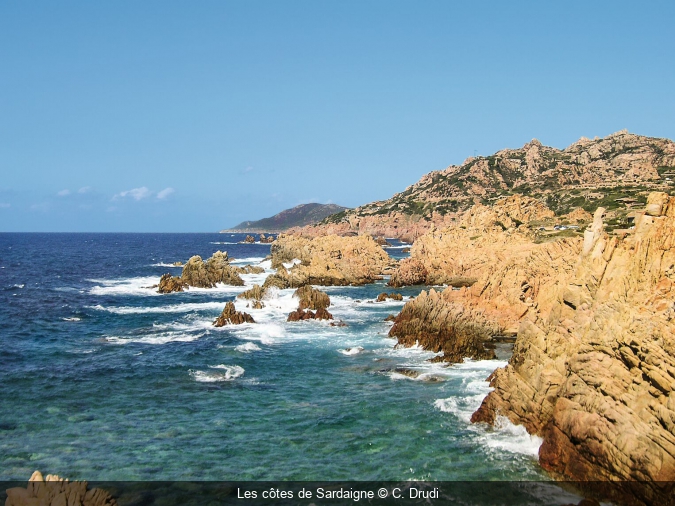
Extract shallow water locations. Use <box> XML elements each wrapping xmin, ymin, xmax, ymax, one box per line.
<box><xmin>0</xmin><ymin>233</ymin><xmax>547</xmax><ymax>482</ymax></box>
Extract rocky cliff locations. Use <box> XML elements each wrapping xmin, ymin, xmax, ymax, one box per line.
<box><xmin>471</xmin><ymin>193</ymin><xmax>675</xmax><ymax>505</ymax></box>
<box><xmin>295</xmin><ymin>131</ymin><xmax>675</xmax><ymax>240</ymax></box>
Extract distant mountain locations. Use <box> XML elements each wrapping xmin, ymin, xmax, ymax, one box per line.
<box><xmin>222</xmin><ymin>203</ymin><xmax>349</xmax><ymax>233</ymax></box>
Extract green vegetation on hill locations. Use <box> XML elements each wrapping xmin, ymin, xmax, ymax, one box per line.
<box><xmin>224</xmin><ymin>203</ymin><xmax>349</xmax><ymax>232</ymax></box>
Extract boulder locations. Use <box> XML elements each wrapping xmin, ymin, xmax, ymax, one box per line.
<box><xmin>180</xmin><ymin>251</ymin><xmax>244</xmax><ymax>288</ymax></box>
<box><xmin>157</xmin><ymin>273</ymin><xmax>186</xmax><ymax>293</ymax></box>
<box><xmin>294</xmin><ymin>285</ymin><xmax>331</xmax><ymax>310</ymax></box>
<box><xmin>259</xmin><ymin>234</ymin><xmax>274</xmax><ymax>244</ymax></box>
<box><xmin>6</xmin><ymin>471</ymin><xmax>117</xmax><ymax>506</ymax></box>
<box><xmin>213</xmin><ymin>302</ymin><xmax>255</xmax><ymax>326</ymax></box>
<box><xmin>376</xmin><ymin>292</ymin><xmax>403</xmax><ymax>302</ymax></box>
<box><xmin>242</xmin><ymin>235</ymin><xmax>256</xmax><ymax>244</ymax></box>
<box><xmin>387</xmin><ymin>258</ymin><xmax>428</xmax><ymax>287</ymax></box>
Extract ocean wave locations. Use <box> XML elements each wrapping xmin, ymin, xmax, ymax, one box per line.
<box><xmin>190</xmin><ymin>365</ymin><xmax>245</xmax><ymax>382</ymax></box>
<box><xmin>209</xmin><ymin>241</ymin><xmax>237</xmax><ymax>245</ymax></box>
<box><xmin>62</xmin><ymin>317</ymin><xmax>82</xmax><ymax>322</ymax></box>
<box><xmin>339</xmin><ymin>346</ymin><xmax>364</xmax><ymax>356</ymax></box>
<box><xmin>105</xmin><ymin>331</ymin><xmax>205</xmax><ymax>345</ymax></box>
<box><xmin>282</xmin><ymin>258</ymin><xmax>301</xmax><ymax>269</ymax></box>
<box><xmin>151</xmin><ymin>262</ymin><xmax>183</xmax><ymax>268</ymax></box>
<box><xmin>235</xmin><ymin>342</ymin><xmax>261</xmax><ymax>353</ymax></box>
<box><xmin>88</xmin><ymin>277</ymin><xmax>160</xmax><ymax>297</ymax></box>
<box><xmin>90</xmin><ymin>301</ymin><xmax>225</xmax><ymax>315</ymax></box>
<box><xmin>231</xmin><ymin>257</ymin><xmax>267</xmax><ymax>265</ymax></box>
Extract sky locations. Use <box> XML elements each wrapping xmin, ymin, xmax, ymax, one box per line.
<box><xmin>1</xmin><ymin>1</ymin><xmax>674</xmax><ymax>232</ymax></box>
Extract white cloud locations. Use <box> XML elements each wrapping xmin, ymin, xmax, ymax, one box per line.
<box><xmin>156</xmin><ymin>187</ymin><xmax>175</xmax><ymax>200</ymax></box>
<box><xmin>0</xmin><ymin>203</ymin><xmax>10</xmax><ymax>208</ymax></box>
<box><xmin>78</xmin><ymin>186</ymin><xmax>91</xmax><ymax>194</ymax></box>
<box><xmin>57</xmin><ymin>189</ymin><xmax>71</xmax><ymax>197</ymax></box>
<box><xmin>244</xmin><ymin>166</ymin><xmax>254</xmax><ymax>173</ymax></box>
<box><xmin>113</xmin><ymin>187</ymin><xmax>152</xmax><ymax>201</ymax></box>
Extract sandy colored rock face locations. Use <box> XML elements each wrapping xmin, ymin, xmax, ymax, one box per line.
<box><xmin>471</xmin><ymin>193</ymin><xmax>675</xmax><ymax>504</ymax></box>
<box><xmin>389</xmin><ymin>288</ymin><xmax>499</xmax><ymax>363</ymax></box>
<box><xmin>270</xmin><ymin>234</ymin><xmax>391</xmax><ymax>286</ymax></box>
<box><xmin>181</xmin><ymin>251</ymin><xmax>244</xmax><ymax>288</ymax></box>
<box><xmin>294</xmin><ymin>285</ymin><xmax>331</xmax><ymax>310</ymax></box>
<box><xmin>157</xmin><ymin>273</ymin><xmax>186</xmax><ymax>293</ymax></box>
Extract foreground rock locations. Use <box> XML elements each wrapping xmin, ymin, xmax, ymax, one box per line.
<box><xmin>471</xmin><ymin>194</ymin><xmax>675</xmax><ymax>505</ymax></box>
<box><xmin>389</xmin><ymin>288</ymin><xmax>499</xmax><ymax>363</ymax></box>
<box><xmin>269</xmin><ymin>234</ymin><xmax>391</xmax><ymax>286</ymax></box>
<box><xmin>213</xmin><ymin>302</ymin><xmax>255</xmax><ymax>326</ymax></box>
<box><xmin>6</xmin><ymin>471</ymin><xmax>116</xmax><ymax>506</ymax></box>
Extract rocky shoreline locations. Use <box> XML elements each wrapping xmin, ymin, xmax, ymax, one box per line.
<box><xmin>147</xmin><ymin>189</ymin><xmax>675</xmax><ymax>504</ymax></box>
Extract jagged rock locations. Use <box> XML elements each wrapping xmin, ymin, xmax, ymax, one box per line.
<box><xmin>234</xmin><ymin>264</ymin><xmax>265</xmax><ymax>274</ymax></box>
<box><xmin>471</xmin><ymin>193</ymin><xmax>675</xmax><ymax>505</ymax></box>
<box><xmin>157</xmin><ymin>273</ymin><xmax>185</xmax><ymax>293</ymax></box>
<box><xmin>287</xmin><ymin>307</ymin><xmax>333</xmax><ymax>321</ymax></box>
<box><xmin>270</xmin><ymin>234</ymin><xmax>390</xmax><ymax>286</ymax></box>
<box><xmin>238</xmin><ymin>284</ymin><xmax>266</xmax><ymax>301</ymax></box>
<box><xmin>387</xmin><ymin>258</ymin><xmax>428</xmax><ymax>287</ymax></box>
<box><xmin>384</xmin><ymin>314</ymin><xmax>396</xmax><ymax>322</ymax></box>
<box><xmin>180</xmin><ymin>251</ymin><xmax>244</xmax><ymax>288</ymax></box>
<box><xmin>262</xmin><ymin>271</ymin><xmax>291</xmax><ymax>290</ymax></box>
<box><xmin>259</xmin><ymin>234</ymin><xmax>274</xmax><ymax>244</ymax></box>
<box><xmin>294</xmin><ymin>285</ymin><xmax>330</xmax><ymax>310</ymax></box>
<box><xmin>213</xmin><ymin>302</ymin><xmax>255</xmax><ymax>326</ymax></box>
<box><xmin>563</xmin><ymin>207</ymin><xmax>593</xmax><ymax>224</ymax></box>
<box><xmin>251</xmin><ymin>300</ymin><xmax>265</xmax><ymax>309</ymax></box>
<box><xmin>6</xmin><ymin>471</ymin><xmax>117</xmax><ymax>506</ymax></box>
<box><xmin>289</xmin><ymin>132</ymin><xmax>675</xmax><ymax>239</ymax></box>
<box><xmin>376</xmin><ymin>292</ymin><xmax>403</xmax><ymax>302</ymax></box>
<box><xmin>373</xmin><ymin>236</ymin><xmax>392</xmax><ymax>247</ymax></box>
<box><xmin>242</xmin><ymin>235</ymin><xmax>255</xmax><ymax>244</ymax></box>
<box><xmin>389</xmin><ymin>288</ymin><xmax>500</xmax><ymax>363</ymax></box>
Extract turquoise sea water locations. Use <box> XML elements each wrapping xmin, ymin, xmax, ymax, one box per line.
<box><xmin>0</xmin><ymin>233</ymin><xmax>559</xmax><ymax>490</ymax></box>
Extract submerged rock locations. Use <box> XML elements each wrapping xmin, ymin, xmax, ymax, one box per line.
<box><xmin>287</xmin><ymin>308</ymin><xmax>333</xmax><ymax>322</ymax></box>
<box><xmin>213</xmin><ymin>302</ymin><xmax>255</xmax><ymax>326</ymax></box>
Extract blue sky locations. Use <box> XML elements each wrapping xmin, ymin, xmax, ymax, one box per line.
<box><xmin>1</xmin><ymin>1</ymin><xmax>674</xmax><ymax>232</ymax></box>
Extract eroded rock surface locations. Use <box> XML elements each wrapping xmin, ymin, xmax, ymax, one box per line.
<box><xmin>213</xmin><ymin>301</ymin><xmax>255</xmax><ymax>326</ymax></box>
<box><xmin>270</xmin><ymin>234</ymin><xmax>390</xmax><ymax>286</ymax></box>
<box><xmin>472</xmin><ymin>194</ymin><xmax>675</xmax><ymax>505</ymax></box>
<box><xmin>158</xmin><ymin>251</ymin><xmax>246</xmax><ymax>292</ymax></box>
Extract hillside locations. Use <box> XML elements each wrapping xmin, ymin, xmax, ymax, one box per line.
<box><xmin>222</xmin><ymin>203</ymin><xmax>349</xmax><ymax>233</ymax></box>
<box><xmin>298</xmin><ymin>130</ymin><xmax>675</xmax><ymax>241</ymax></box>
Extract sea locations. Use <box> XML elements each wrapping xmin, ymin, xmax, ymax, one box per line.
<box><xmin>0</xmin><ymin>233</ymin><xmax>582</xmax><ymax>504</ymax></box>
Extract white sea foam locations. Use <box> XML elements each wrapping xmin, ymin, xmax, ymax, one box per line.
<box><xmin>90</xmin><ymin>301</ymin><xmax>225</xmax><ymax>315</ymax></box>
<box><xmin>105</xmin><ymin>331</ymin><xmax>205</xmax><ymax>345</ymax></box>
<box><xmin>339</xmin><ymin>346</ymin><xmax>364</xmax><ymax>356</ymax></box>
<box><xmin>12</xmin><ymin>284</ymin><xmax>25</xmax><ymax>289</ymax></box>
<box><xmin>282</xmin><ymin>258</ymin><xmax>301</xmax><ymax>269</ymax></box>
<box><xmin>190</xmin><ymin>365</ymin><xmax>245</xmax><ymax>382</ymax></box>
<box><xmin>151</xmin><ymin>262</ymin><xmax>183</xmax><ymax>268</ymax></box>
<box><xmin>231</xmin><ymin>257</ymin><xmax>266</xmax><ymax>265</ymax></box>
<box><xmin>235</xmin><ymin>342</ymin><xmax>262</xmax><ymax>353</ymax></box>
<box><xmin>259</xmin><ymin>259</ymin><xmax>272</xmax><ymax>269</ymax></box>
<box><xmin>88</xmin><ymin>277</ymin><xmax>160</xmax><ymax>296</ymax></box>
<box><xmin>62</xmin><ymin>317</ymin><xmax>82</xmax><ymax>322</ymax></box>
<box><xmin>209</xmin><ymin>241</ymin><xmax>237</xmax><ymax>245</ymax></box>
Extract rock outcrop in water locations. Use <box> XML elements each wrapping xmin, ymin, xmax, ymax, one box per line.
<box><xmin>471</xmin><ymin>193</ymin><xmax>675</xmax><ymax>505</ymax></box>
<box><xmin>213</xmin><ymin>301</ymin><xmax>255</xmax><ymax>326</ymax></box>
<box><xmin>157</xmin><ymin>273</ymin><xmax>186</xmax><ymax>293</ymax></box>
<box><xmin>237</xmin><ymin>284</ymin><xmax>266</xmax><ymax>309</ymax></box>
<box><xmin>5</xmin><ymin>471</ymin><xmax>116</xmax><ymax>506</ymax></box>
<box><xmin>376</xmin><ymin>292</ymin><xmax>403</xmax><ymax>302</ymax></box>
<box><xmin>269</xmin><ymin>234</ymin><xmax>391</xmax><ymax>286</ymax></box>
<box><xmin>287</xmin><ymin>285</ymin><xmax>333</xmax><ymax>321</ymax></box>
<box><xmin>158</xmin><ymin>251</ymin><xmax>257</xmax><ymax>292</ymax></box>
<box><xmin>389</xmin><ymin>288</ymin><xmax>499</xmax><ymax>363</ymax></box>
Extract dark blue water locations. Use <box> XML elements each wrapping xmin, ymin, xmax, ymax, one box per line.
<box><xmin>0</xmin><ymin>233</ymin><xmax>549</xmax><ymax>484</ymax></box>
